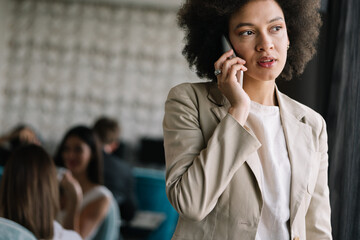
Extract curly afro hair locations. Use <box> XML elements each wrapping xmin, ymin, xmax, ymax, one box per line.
<box><xmin>178</xmin><ymin>0</ymin><xmax>322</xmax><ymax>82</ymax></box>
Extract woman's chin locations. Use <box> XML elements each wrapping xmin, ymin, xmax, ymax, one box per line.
<box><xmin>66</xmin><ymin>166</ymin><xmax>82</xmax><ymax>175</ymax></box>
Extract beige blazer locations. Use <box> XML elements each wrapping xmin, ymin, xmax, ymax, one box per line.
<box><xmin>163</xmin><ymin>82</ymin><xmax>332</xmax><ymax>240</ymax></box>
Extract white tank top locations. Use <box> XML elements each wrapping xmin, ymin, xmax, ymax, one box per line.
<box><xmin>81</xmin><ymin>186</ymin><xmax>112</xmax><ymax>240</ymax></box>
<box><xmin>53</xmin><ymin>220</ymin><xmax>82</xmax><ymax>240</ymax></box>
<box><xmin>57</xmin><ymin>185</ymin><xmax>112</xmax><ymax>240</ymax></box>
<box><xmin>246</xmin><ymin>101</ymin><xmax>291</xmax><ymax>240</ymax></box>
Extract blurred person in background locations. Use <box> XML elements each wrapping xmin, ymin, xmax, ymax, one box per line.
<box><xmin>54</xmin><ymin>125</ymin><xmax>120</xmax><ymax>240</ymax></box>
<box><xmin>0</xmin><ymin>144</ymin><xmax>81</xmax><ymax>240</ymax></box>
<box><xmin>0</xmin><ymin>124</ymin><xmax>41</xmax><ymax>166</ymax></box>
<box><xmin>93</xmin><ymin>116</ymin><xmax>137</xmax><ymax>223</ymax></box>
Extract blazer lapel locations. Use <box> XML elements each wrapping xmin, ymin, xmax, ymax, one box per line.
<box><xmin>246</xmin><ymin>152</ymin><xmax>264</xmax><ymax>194</ymax></box>
<box><xmin>276</xmin><ymin>88</ymin><xmax>315</xmax><ymax>227</ymax></box>
<box><xmin>207</xmin><ymin>83</ymin><xmax>264</xmax><ymax>194</ymax></box>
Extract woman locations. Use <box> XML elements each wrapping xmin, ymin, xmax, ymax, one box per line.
<box><xmin>163</xmin><ymin>0</ymin><xmax>332</xmax><ymax>239</ymax></box>
<box><xmin>0</xmin><ymin>124</ymin><xmax>41</xmax><ymax>166</ymax></box>
<box><xmin>0</xmin><ymin>144</ymin><xmax>81</xmax><ymax>240</ymax></box>
<box><xmin>55</xmin><ymin>126</ymin><xmax>119</xmax><ymax>240</ymax></box>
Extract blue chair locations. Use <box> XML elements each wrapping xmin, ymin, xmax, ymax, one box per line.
<box><xmin>91</xmin><ymin>194</ymin><xmax>121</xmax><ymax>240</ymax></box>
<box><xmin>0</xmin><ymin>165</ymin><xmax>3</xmax><ymax>182</ymax></box>
<box><xmin>0</xmin><ymin>217</ymin><xmax>36</xmax><ymax>240</ymax></box>
<box><xmin>133</xmin><ymin>168</ymin><xmax>178</xmax><ymax>240</ymax></box>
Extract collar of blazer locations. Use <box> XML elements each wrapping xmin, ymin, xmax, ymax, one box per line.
<box><xmin>206</xmin><ymin>82</ymin><xmax>316</xmax><ymax>227</ymax></box>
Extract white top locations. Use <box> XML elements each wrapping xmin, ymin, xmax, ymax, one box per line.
<box><xmin>57</xmin><ymin>185</ymin><xmax>112</xmax><ymax>240</ymax></box>
<box><xmin>53</xmin><ymin>221</ymin><xmax>82</xmax><ymax>240</ymax></box>
<box><xmin>81</xmin><ymin>186</ymin><xmax>112</xmax><ymax>240</ymax></box>
<box><xmin>246</xmin><ymin>101</ymin><xmax>291</xmax><ymax>240</ymax></box>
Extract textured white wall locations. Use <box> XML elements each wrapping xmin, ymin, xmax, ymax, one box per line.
<box><xmin>78</xmin><ymin>0</ymin><xmax>182</xmax><ymax>10</ymax></box>
<box><xmin>0</xmin><ymin>0</ymin><xmax>200</xmax><ymax>151</ymax></box>
<box><xmin>0</xmin><ymin>0</ymin><xmax>11</xmax><ymax>112</ymax></box>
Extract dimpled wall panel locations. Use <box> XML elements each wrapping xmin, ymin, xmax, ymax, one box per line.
<box><xmin>0</xmin><ymin>0</ymin><xmax>199</xmax><ymax>150</ymax></box>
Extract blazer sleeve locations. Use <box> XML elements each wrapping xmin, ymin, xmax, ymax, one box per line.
<box><xmin>305</xmin><ymin>117</ymin><xmax>332</xmax><ymax>239</ymax></box>
<box><xmin>163</xmin><ymin>84</ymin><xmax>260</xmax><ymax>221</ymax></box>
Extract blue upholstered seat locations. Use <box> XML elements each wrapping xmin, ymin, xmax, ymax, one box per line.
<box><xmin>133</xmin><ymin>167</ymin><xmax>178</xmax><ymax>240</ymax></box>
<box><xmin>0</xmin><ymin>165</ymin><xmax>4</xmax><ymax>182</ymax></box>
<box><xmin>0</xmin><ymin>217</ymin><xmax>37</xmax><ymax>240</ymax></box>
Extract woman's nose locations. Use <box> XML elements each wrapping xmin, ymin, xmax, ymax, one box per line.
<box><xmin>64</xmin><ymin>151</ymin><xmax>75</xmax><ymax>160</ymax></box>
<box><xmin>256</xmin><ymin>33</ymin><xmax>274</xmax><ymax>52</ymax></box>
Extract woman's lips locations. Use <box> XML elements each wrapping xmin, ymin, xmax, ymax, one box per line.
<box><xmin>66</xmin><ymin>160</ymin><xmax>80</xmax><ymax>169</ymax></box>
<box><xmin>257</xmin><ymin>57</ymin><xmax>277</xmax><ymax>68</ymax></box>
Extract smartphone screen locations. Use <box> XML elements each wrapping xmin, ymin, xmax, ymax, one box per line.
<box><xmin>221</xmin><ymin>35</ymin><xmax>243</xmax><ymax>87</ymax></box>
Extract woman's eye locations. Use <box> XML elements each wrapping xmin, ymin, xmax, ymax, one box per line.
<box><xmin>75</xmin><ymin>147</ymin><xmax>83</xmax><ymax>153</ymax></box>
<box><xmin>240</xmin><ymin>30</ymin><xmax>254</xmax><ymax>36</ymax></box>
<box><xmin>271</xmin><ymin>26</ymin><xmax>282</xmax><ymax>32</ymax></box>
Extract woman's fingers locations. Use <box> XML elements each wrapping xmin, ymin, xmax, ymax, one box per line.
<box><xmin>218</xmin><ymin>61</ymin><xmax>247</xmax><ymax>85</ymax></box>
<box><xmin>229</xmin><ymin>64</ymin><xmax>247</xmax><ymax>81</ymax></box>
<box><xmin>222</xmin><ymin>58</ymin><xmax>245</xmax><ymax>74</ymax></box>
<box><xmin>218</xmin><ymin>64</ymin><xmax>243</xmax><ymax>90</ymax></box>
<box><xmin>214</xmin><ymin>49</ymin><xmax>235</xmax><ymax>70</ymax></box>
<box><xmin>214</xmin><ymin>50</ymin><xmax>245</xmax><ymax>73</ymax></box>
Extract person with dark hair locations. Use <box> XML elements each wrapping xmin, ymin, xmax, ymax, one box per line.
<box><xmin>93</xmin><ymin>117</ymin><xmax>120</xmax><ymax>154</ymax></box>
<box><xmin>54</xmin><ymin>125</ymin><xmax>120</xmax><ymax>240</ymax></box>
<box><xmin>93</xmin><ymin>117</ymin><xmax>137</xmax><ymax>222</ymax></box>
<box><xmin>163</xmin><ymin>0</ymin><xmax>331</xmax><ymax>239</ymax></box>
<box><xmin>0</xmin><ymin>144</ymin><xmax>81</xmax><ymax>240</ymax></box>
<box><xmin>0</xmin><ymin>124</ymin><xmax>41</xmax><ymax>166</ymax></box>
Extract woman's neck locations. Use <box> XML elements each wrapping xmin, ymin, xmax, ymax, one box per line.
<box><xmin>243</xmin><ymin>79</ymin><xmax>277</xmax><ymax>106</ymax></box>
<box><xmin>73</xmin><ymin>172</ymin><xmax>95</xmax><ymax>194</ymax></box>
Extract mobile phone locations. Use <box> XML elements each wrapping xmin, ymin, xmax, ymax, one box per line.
<box><xmin>221</xmin><ymin>35</ymin><xmax>243</xmax><ymax>87</ymax></box>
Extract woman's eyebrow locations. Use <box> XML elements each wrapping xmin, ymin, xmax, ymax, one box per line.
<box><xmin>268</xmin><ymin>16</ymin><xmax>284</xmax><ymax>24</ymax></box>
<box><xmin>234</xmin><ymin>16</ymin><xmax>284</xmax><ymax>29</ymax></box>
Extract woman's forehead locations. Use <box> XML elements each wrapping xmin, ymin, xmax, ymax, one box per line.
<box><xmin>229</xmin><ymin>0</ymin><xmax>285</xmax><ymax>25</ymax></box>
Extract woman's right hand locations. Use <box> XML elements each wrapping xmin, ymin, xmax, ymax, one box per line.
<box><xmin>214</xmin><ymin>49</ymin><xmax>250</xmax><ymax>125</ymax></box>
<box><xmin>60</xmin><ymin>171</ymin><xmax>83</xmax><ymax>231</ymax></box>
<box><xmin>60</xmin><ymin>171</ymin><xmax>83</xmax><ymax>210</ymax></box>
